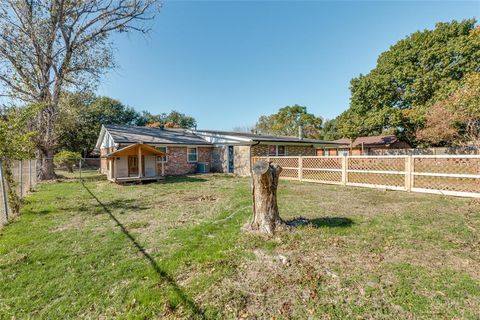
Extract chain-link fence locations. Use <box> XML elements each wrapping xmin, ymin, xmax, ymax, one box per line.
<box><xmin>0</xmin><ymin>159</ymin><xmax>38</xmax><ymax>226</ymax></box>
<box><xmin>0</xmin><ymin>158</ymin><xmax>102</xmax><ymax>227</ymax></box>
<box><xmin>47</xmin><ymin>158</ymin><xmax>102</xmax><ymax>181</ymax></box>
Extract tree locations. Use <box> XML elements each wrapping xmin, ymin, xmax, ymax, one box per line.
<box><xmin>255</xmin><ymin>105</ymin><xmax>323</xmax><ymax>139</ymax></box>
<box><xmin>336</xmin><ymin>19</ymin><xmax>480</xmax><ymax>144</ymax></box>
<box><xmin>319</xmin><ymin>119</ymin><xmax>342</xmax><ymax>141</ymax></box>
<box><xmin>244</xmin><ymin>161</ymin><xmax>287</xmax><ymax>235</ymax></box>
<box><xmin>53</xmin><ymin>150</ymin><xmax>81</xmax><ymax>173</ymax></box>
<box><xmin>0</xmin><ymin>0</ymin><xmax>159</xmax><ymax>180</ymax></box>
<box><xmin>0</xmin><ymin>105</ymin><xmax>36</xmax><ymax>214</ymax></box>
<box><xmin>56</xmin><ymin>93</ymin><xmax>141</xmax><ymax>156</ymax></box>
<box><xmin>416</xmin><ymin>73</ymin><xmax>480</xmax><ymax>147</ymax></box>
<box><xmin>137</xmin><ymin>110</ymin><xmax>197</xmax><ymax>129</ymax></box>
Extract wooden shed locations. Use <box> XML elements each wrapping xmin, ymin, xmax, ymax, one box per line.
<box><xmin>104</xmin><ymin>143</ymin><xmax>167</xmax><ymax>183</ymax></box>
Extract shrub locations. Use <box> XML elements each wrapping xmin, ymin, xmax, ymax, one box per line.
<box><xmin>54</xmin><ymin>151</ymin><xmax>82</xmax><ymax>173</ymax></box>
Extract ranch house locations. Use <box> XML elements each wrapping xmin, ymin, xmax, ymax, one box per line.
<box><xmin>95</xmin><ymin>124</ymin><xmax>340</xmax><ymax>182</ymax></box>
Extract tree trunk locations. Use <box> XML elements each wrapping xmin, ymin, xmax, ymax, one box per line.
<box><xmin>244</xmin><ymin>160</ymin><xmax>288</xmax><ymax>235</ymax></box>
<box><xmin>38</xmin><ymin>148</ymin><xmax>56</xmax><ymax>180</ymax></box>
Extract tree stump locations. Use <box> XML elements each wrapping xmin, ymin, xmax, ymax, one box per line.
<box><xmin>244</xmin><ymin>160</ymin><xmax>288</xmax><ymax>235</ymax></box>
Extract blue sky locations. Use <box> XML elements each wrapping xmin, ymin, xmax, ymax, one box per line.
<box><xmin>97</xmin><ymin>0</ymin><xmax>479</xmax><ymax>130</ymax></box>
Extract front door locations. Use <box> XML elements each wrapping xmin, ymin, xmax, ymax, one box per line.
<box><xmin>228</xmin><ymin>146</ymin><xmax>234</xmax><ymax>173</ymax></box>
<box><xmin>128</xmin><ymin>156</ymin><xmax>138</xmax><ymax>176</ymax></box>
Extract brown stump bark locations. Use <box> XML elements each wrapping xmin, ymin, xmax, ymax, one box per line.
<box><xmin>244</xmin><ymin>160</ymin><xmax>288</xmax><ymax>235</ymax></box>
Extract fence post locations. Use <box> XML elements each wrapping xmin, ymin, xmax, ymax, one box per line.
<box><xmin>0</xmin><ymin>160</ymin><xmax>9</xmax><ymax>221</ymax></box>
<box><xmin>19</xmin><ymin>160</ymin><xmax>23</xmax><ymax>198</ymax></box>
<box><xmin>404</xmin><ymin>156</ymin><xmax>411</xmax><ymax>192</ymax></box>
<box><xmin>79</xmin><ymin>159</ymin><xmax>82</xmax><ymax>180</ymax></box>
<box><xmin>29</xmin><ymin>159</ymin><xmax>32</xmax><ymax>191</ymax></box>
<box><xmin>341</xmin><ymin>156</ymin><xmax>347</xmax><ymax>186</ymax></box>
<box><xmin>298</xmin><ymin>156</ymin><xmax>303</xmax><ymax>181</ymax></box>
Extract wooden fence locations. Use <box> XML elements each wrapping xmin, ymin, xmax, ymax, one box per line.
<box><xmin>251</xmin><ymin>155</ymin><xmax>480</xmax><ymax>198</ymax></box>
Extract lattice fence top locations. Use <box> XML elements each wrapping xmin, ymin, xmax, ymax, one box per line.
<box><xmin>251</xmin><ymin>155</ymin><xmax>480</xmax><ymax>198</ymax></box>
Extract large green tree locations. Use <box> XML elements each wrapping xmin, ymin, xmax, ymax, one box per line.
<box><xmin>255</xmin><ymin>105</ymin><xmax>323</xmax><ymax>139</ymax></box>
<box><xmin>336</xmin><ymin>19</ymin><xmax>480</xmax><ymax>144</ymax></box>
<box><xmin>0</xmin><ymin>0</ymin><xmax>158</xmax><ymax>180</ymax></box>
<box><xmin>56</xmin><ymin>94</ymin><xmax>140</xmax><ymax>156</ymax></box>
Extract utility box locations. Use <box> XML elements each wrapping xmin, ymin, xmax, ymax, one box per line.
<box><xmin>196</xmin><ymin>162</ymin><xmax>210</xmax><ymax>173</ymax></box>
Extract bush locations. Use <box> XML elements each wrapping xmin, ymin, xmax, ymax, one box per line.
<box><xmin>54</xmin><ymin>151</ymin><xmax>82</xmax><ymax>173</ymax></box>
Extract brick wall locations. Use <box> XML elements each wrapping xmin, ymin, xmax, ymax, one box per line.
<box><xmin>211</xmin><ymin>146</ymin><xmax>228</xmax><ymax>173</ymax></box>
<box><xmin>100</xmin><ymin>147</ymin><xmax>115</xmax><ymax>174</ymax></box>
<box><xmin>157</xmin><ymin>146</ymin><xmax>212</xmax><ymax>176</ymax></box>
<box><xmin>234</xmin><ymin>146</ymin><xmax>251</xmax><ymax>176</ymax></box>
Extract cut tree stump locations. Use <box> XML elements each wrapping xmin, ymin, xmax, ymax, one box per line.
<box><xmin>244</xmin><ymin>160</ymin><xmax>288</xmax><ymax>235</ymax></box>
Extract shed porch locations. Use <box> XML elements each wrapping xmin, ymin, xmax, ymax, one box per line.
<box><xmin>104</xmin><ymin>143</ymin><xmax>167</xmax><ymax>183</ymax></box>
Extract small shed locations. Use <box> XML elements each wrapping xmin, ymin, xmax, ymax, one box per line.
<box><xmin>104</xmin><ymin>143</ymin><xmax>167</xmax><ymax>183</ymax></box>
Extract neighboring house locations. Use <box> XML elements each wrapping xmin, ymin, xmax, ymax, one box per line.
<box><xmin>317</xmin><ymin>135</ymin><xmax>411</xmax><ymax>156</ymax></box>
<box><xmin>94</xmin><ymin>124</ymin><xmax>340</xmax><ymax>182</ymax></box>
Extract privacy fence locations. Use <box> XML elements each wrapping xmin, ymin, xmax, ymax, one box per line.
<box><xmin>0</xmin><ymin>158</ymin><xmax>101</xmax><ymax>226</ymax></box>
<box><xmin>252</xmin><ymin>155</ymin><xmax>480</xmax><ymax>198</ymax></box>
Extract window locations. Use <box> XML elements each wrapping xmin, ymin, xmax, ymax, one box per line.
<box><xmin>156</xmin><ymin>146</ymin><xmax>168</xmax><ymax>162</ymax></box>
<box><xmin>187</xmin><ymin>147</ymin><xmax>198</xmax><ymax>162</ymax></box>
<box><xmin>268</xmin><ymin>145</ymin><xmax>286</xmax><ymax>156</ymax></box>
<box><xmin>268</xmin><ymin>145</ymin><xmax>277</xmax><ymax>156</ymax></box>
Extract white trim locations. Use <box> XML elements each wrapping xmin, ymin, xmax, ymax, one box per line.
<box><xmin>347</xmin><ymin>169</ymin><xmax>406</xmax><ymax>175</ymax></box>
<box><xmin>187</xmin><ymin>146</ymin><xmax>198</xmax><ymax>163</ymax></box>
<box><xmin>347</xmin><ymin>182</ymin><xmax>405</xmax><ymax>191</ymax></box>
<box><xmin>412</xmin><ymin>155</ymin><xmax>480</xmax><ymax>159</ymax></box>
<box><xmin>303</xmin><ymin>168</ymin><xmax>343</xmax><ymax>172</ymax></box>
<box><xmin>413</xmin><ymin>172</ymin><xmax>480</xmax><ymax>179</ymax></box>
<box><xmin>348</xmin><ymin>155</ymin><xmax>407</xmax><ymax>159</ymax></box>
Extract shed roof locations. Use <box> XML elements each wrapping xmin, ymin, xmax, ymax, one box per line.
<box><xmin>105</xmin><ymin>143</ymin><xmax>167</xmax><ymax>158</ymax></box>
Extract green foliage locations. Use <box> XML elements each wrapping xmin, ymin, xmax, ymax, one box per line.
<box><xmin>137</xmin><ymin>110</ymin><xmax>197</xmax><ymax>128</ymax></box>
<box><xmin>56</xmin><ymin>93</ymin><xmax>198</xmax><ymax>155</ymax></box>
<box><xmin>56</xmin><ymin>93</ymin><xmax>140</xmax><ymax>155</ymax></box>
<box><xmin>336</xmin><ymin>19</ymin><xmax>480</xmax><ymax>144</ymax></box>
<box><xmin>255</xmin><ymin>105</ymin><xmax>323</xmax><ymax>138</ymax></box>
<box><xmin>0</xmin><ymin>105</ymin><xmax>37</xmax><ymax>214</ymax></box>
<box><xmin>53</xmin><ymin>151</ymin><xmax>82</xmax><ymax>173</ymax></box>
<box><xmin>319</xmin><ymin>119</ymin><xmax>342</xmax><ymax>140</ymax></box>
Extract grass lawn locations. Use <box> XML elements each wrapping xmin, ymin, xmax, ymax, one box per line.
<box><xmin>0</xmin><ymin>173</ymin><xmax>479</xmax><ymax>319</ymax></box>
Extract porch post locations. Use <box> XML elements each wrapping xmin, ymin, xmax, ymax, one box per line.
<box><xmin>138</xmin><ymin>145</ymin><xmax>143</xmax><ymax>178</ymax></box>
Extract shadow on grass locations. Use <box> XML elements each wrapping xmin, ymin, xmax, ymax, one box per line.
<box><xmin>287</xmin><ymin>217</ymin><xmax>353</xmax><ymax>228</ymax></box>
<box><xmin>165</xmin><ymin>176</ymin><xmax>209</xmax><ymax>184</ymax></box>
<box><xmin>80</xmin><ymin>181</ymin><xmax>205</xmax><ymax>318</ymax></box>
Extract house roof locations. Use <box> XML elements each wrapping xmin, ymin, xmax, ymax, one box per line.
<box><xmin>332</xmin><ymin>135</ymin><xmax>400</xmax><ymax>147</ymax></box>
<box><xmin>103</xmin><ymin>124</ymin><xmax>211</xmax><ymax>145</ymax></box>
<box><xmin>194</xmin><ymin>129</ymin><xmax>340</xmax><ymax>145</ymax></box>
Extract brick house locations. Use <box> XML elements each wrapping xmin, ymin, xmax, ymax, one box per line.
<box><xmin>317</xmin><ymin>135</ymin><xmax>411</xmax><ymax>156</ymax></box>
<box><xmin>95</xmin><ymin>124</ymin><xmax>339</xmax><ymax>182</ymax></box>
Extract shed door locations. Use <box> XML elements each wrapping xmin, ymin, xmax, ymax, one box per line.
<box><xmin>128</xmin><ymin>156</ymin><xmax>138</xmax><ymax>176</ymax></box>
<box><xmin>228</xmin><ymin>146</ymin><xmax>234</xmax><ymax>173</ymax></box>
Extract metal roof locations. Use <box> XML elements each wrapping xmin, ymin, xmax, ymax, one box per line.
<box><xmin>194</xmin><ymin>129</ymin><xmax>340</xmax><ymax>145</ymax></box>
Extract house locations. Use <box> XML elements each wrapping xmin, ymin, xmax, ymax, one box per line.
<box><xmin>94</xmin><ymin>124</ymin><xmax>340</xmax><ymax>182</ymax></box>
<box><xmin>317</xmin><ymin>135</ymin><xmax>411</xmax><ymax>156</ymax></box>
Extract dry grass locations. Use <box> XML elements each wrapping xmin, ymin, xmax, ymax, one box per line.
<box><xmin>0</xmin><ymin>173</ymin><xmax>479</xmax><ymax>319</ymax></box>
